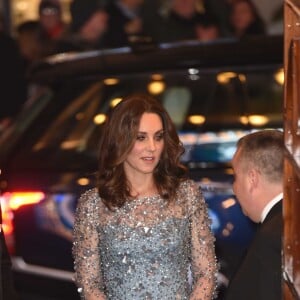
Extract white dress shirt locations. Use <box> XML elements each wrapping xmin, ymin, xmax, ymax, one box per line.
<box><xmin>260</xmin><ymin>193</ymin><xmax>283</xmax><ymax>223</ymax></box>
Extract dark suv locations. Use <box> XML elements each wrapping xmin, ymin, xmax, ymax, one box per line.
<box><xmin>0</xmin><ymin>34</ymin><xmax>283</xmax><ymax>299</ymax></box>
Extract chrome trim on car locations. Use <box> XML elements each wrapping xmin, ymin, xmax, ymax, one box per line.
<box><xmin>12</xmin><ymin>256</ymin><xmax>74</xmax><ymax>282</ymax></box>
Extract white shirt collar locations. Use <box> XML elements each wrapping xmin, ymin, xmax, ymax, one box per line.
<box><xmin>260</xmin><ymin>193</ymin><xmax>283</xmax><ymax>223</ymax></box>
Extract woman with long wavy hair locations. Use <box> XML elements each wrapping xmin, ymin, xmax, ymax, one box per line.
<box><xmin>73</xmin><ymin>93</ymin><xmax>218</xmax><ymax>300</ymax></box>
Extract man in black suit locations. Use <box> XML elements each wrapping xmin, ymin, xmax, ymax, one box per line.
<box><xmin>225</xmin><ymin>129</ymin><xmax>283</xmax><ymax>300</ymax></box>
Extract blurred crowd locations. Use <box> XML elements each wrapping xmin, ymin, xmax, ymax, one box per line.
<box><xmin>0</xmin><ymin>0</ymin><xmax>282</xmax><ymax>124</ymax></box>
<box><xmin>13</xmin><ymin>0</ymin><xmax>281</xmax><ymax>65</ymax></box>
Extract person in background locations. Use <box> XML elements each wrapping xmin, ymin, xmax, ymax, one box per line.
<box><xmin>0</xmin><ymin>14</ymin><xmax>27</xmax><ymax>129</ymax></box>
<box><xmin>104</xmin><ymin>0</ymin><xmax>145</xmax><ymax>47</ymax></box>
<box><xmin>149</xmin><ymin>0</ymin><xmax>227</xmax><ymax>43</ymax></box>
<box><xmin>195</xmin><ymin>13</ymin><xmax>221</xmax><ymax>42</ymax></box>
<box><xmin>202</xmin><ymin>0</ymin><xmax>232</xmax><ymax>36</ymax></box>
<box><xmin>16</xmin><ymin>0</ymin><xmax>66</xmax><ymax>67</ymax></box>
<box><xmin>155</xmin><ymin>0</ymin><xmax>204</xmax><ymax>42</ymax></box>
<box><xmin>228</xmin><ymin>0</ymin><xmax>265</xmax><ymax>38</ymax></box>
<box><xmin>16</xmin><ymin>20</ymin><xmax>43</xmax><ymax>69</ymax></box>
<box><xmin>73</xmin><ymin>93</ymin><xmax>218</xmax><ymax>299</ymax></box>
<box><xmin>38</xmin><ymin>0</ymin><xmax>66</xmax><ymax>41</ymax></box>
<box><xmin>225</xmin><ymin>129</ymin><xmax>283</xmax><ymax>300</ymax></box>
<box><xmin>55</xmin><ymin>0</ymin><xmax>109</xmax><ymax>52</ymax></box>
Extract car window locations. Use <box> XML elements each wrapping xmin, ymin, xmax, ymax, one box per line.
<box><xmin>2</xmin><ymin>55</ymin><xmax>283</xmax><ymax>171</ymax></box>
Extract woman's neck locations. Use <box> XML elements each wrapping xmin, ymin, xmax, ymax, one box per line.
<box><xmin>129</xmin><ymin>176</ymin><xmax>157</xmax><ymax>198</ymax></box>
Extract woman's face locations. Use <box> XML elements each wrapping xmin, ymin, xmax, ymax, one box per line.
<box><xmin>123</xmin><ymin>112</ymin><xmax>164</xmax><ymax>178</ymax></box>
<box><xmin>231</xmin><ymin>1</ymin><xmax>254</xmax><ymax>32</ymax></box>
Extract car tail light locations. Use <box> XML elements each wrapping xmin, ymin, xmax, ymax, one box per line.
<box><xmin>1</xmin><ymin>191</ymin><xmax>45</xmax><ymax>254</ymax></box>
<box><xmin>4</xmin><ymin>192</ymin><xmax>45</xmax><ymax>210</ymax></box>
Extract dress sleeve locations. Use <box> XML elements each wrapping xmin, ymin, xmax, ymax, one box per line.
<box><xmin>187</xmin><ymin>181</ymin><xmax>218</xmax><ymax>300</ymax></box>
<box><xmin>72</xmin><ymin>190</ymin><xmax>106</xmax><ymax>300</ymax></box>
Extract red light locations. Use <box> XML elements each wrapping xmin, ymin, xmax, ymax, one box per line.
<box><xmin>3</xmin><ymin>191</ymin><xmax>45</xmax><ymax>210</ymax></box>
<box><xmin>1</xmin><ymin>201</ymin><xmax>13</xmax><ymax>235</ymax></box>
<box><xmin>1</xmin><ymin>191</ymin><xmax>45</xmax><ymax>254</ymax></box>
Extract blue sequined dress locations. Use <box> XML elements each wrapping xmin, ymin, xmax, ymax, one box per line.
<box><xmin>73</xmin><ymin>180</ymin><xmax>218</xmax><ymax>300</ymax></box>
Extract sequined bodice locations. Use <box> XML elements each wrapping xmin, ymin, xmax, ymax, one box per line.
<box><xmin>100</xmin><ymin>216</ymin><xmax>191</xmax><ymax>299</ymax></box>
<box><xmin>73</xmin><ymin>180</ymin><xmax>218</xmax><ymax>300</ymax></box>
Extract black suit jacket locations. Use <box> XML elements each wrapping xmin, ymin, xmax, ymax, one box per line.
<box><xmin>224</xmin><ymin>201</ymin><xmax>283</xmax><ymax>300</ymax></box>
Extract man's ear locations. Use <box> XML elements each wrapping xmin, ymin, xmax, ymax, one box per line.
<box><xmin>248</xmin><ymin>168</ymin><xmax>260</xmax><ymax>192</ymax></box>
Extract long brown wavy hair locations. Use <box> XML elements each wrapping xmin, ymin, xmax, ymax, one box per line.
<box><xmin>97</xmin><ymin>93</ymin><xmax>187</xmax><ymax>209</ymax></box>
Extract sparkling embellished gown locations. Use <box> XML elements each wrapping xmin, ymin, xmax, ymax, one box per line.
<box><xmin>73</xmin><ymin>180</ymin><xmax>218</xmax><ymax>300</ymax></box>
